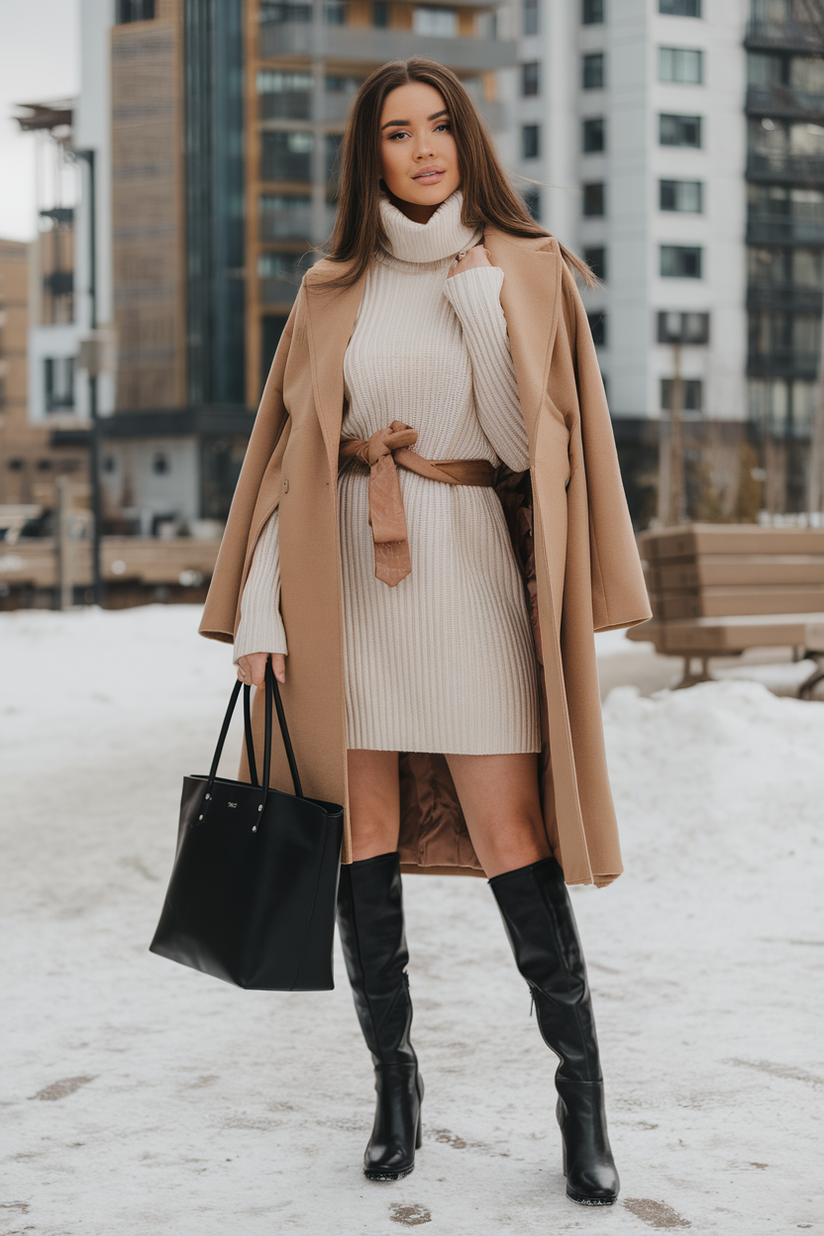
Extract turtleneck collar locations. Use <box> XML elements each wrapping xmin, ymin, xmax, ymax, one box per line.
<box><xmin>378</xmin><ymin>191</ymin><xmax>478</xmax><ymax>266</ymax></box>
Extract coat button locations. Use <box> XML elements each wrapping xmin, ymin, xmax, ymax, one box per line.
<box><xmin>283</xmin><ymin>479</ymin><xmax>289</xmax><ymax>492</ymax></box>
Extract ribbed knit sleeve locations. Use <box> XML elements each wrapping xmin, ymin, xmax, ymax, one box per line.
<box><xmin>232</xmin><ymin>510</ymin><xmax>288</xmax><ymax>663</ymax></box>
<box><xmin>442</xmin><ymin>265</ymin><xmax>530</xmax><ymax>472</ymax></box>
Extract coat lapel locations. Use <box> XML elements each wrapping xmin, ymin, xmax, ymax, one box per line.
<box><xmin>302</xmin><ymin>261</ymin><xmax>366</xmax><ymax>475</ymax></box>
<box><xmin>484</xmin><ymin>229</ymin><xmax>562</xmax><ymax>450</ymax></box>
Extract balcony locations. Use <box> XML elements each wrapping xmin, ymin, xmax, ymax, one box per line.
<box><xmin>747</xmin><ymin>152</ymin><xmax>824</xmax><ymax>185</ymax></box>
<box><xmin>747</xmin><ymin>283</ymin><xmax>824</xmax><ymax>313</ymax></box>
<box><xmin>746</xmin><ymin>18</ymin><xmax>824</xmax><ymax>55</ymax></box>
<box><xmin>746</xmin><ymin>85</ymin><xmax>824</xmax><ymax>121</ymax></box>
<box><xmin>746</xmin><ymin>214</ymin><xmax>824</xmax><ymax>245</ymax></box>
<box><xmin>260</xmin><ymin>23</ymin><xmax>516</xmax><ymax>72</ymax></box>
<box><xmin>747</xmin><ymin>348</ymin><xmax>820</xmax><ymax>379</ymax></box>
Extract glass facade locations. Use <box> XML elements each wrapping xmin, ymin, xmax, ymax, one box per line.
<box><xmin>744</xmin><ymin>14</ymin><xmax>824</xmax><ymax>505</ymax></box>
<box><xmin>184</xmin><ymin>0</ymin><xmax>246</xmax><ymax>408</ymax></box>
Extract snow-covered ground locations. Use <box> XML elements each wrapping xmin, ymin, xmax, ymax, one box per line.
<box><xmin>2</xmin><ymin>606</ymin><xmax>822</xmax><ymax>1235</ymax></box>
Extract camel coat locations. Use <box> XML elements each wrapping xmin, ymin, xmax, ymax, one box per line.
<box><xmin>199</xmin><ymin>228</ymin><xmax>651</xmax><ymax>887</ymax></box>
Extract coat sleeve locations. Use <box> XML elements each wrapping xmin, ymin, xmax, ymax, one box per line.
<box><xmin>199</xmin><ymin>295</ymin><xmax>300</xmax><ymax>644</ymax></box>
<box><xmin>560</xmin><ymin>265</ymin><xmax>651</xmax><ymax>632</ymax></box>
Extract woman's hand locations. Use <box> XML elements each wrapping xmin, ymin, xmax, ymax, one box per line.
<box><xmin>237</xmin><ymin>652</ymin><xmax>286</xmax><ymax>687</ymax></box>
<box><xmin>447</xmin><ymin>244</ymin><xmax>493</xmax><ymax>279</ymax></box>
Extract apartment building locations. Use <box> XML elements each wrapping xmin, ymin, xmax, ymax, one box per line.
<box><xmin>32</xmin><ymin>0</ymin><xmax>515</xmax><ymax>536</ymax></box>
<box><xmin>511</xmin><ymin>0</ymin><xmax>759</xmax><ymax>522</ymax></box>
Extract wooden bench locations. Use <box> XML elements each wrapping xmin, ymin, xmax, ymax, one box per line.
<box><xmin>627</xmin><ymin>524</ymin><xmax>824</xmax><ymax>698</ymax></box>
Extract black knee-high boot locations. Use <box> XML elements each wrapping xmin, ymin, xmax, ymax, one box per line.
<box><xmin>336</xmin><ymin>851</ymin><xmax>423</xmax><ymax>1181</ymax></box>
<box><xmin>489</xmin><ymin>856</ymin><xmax>619</xmax><ymax>1206</ymax></box>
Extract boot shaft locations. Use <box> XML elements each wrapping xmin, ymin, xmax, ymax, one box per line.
<box><xmin>337</xmin><ymin>852</ymin><xmax>417</xmax><ymax>1068</ymax></box>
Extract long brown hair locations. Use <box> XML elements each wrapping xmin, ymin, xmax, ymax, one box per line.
<box><xmin>325</xmin><ymin>57</ymin><xmax>594</xmax><ymax>287</ymax></box>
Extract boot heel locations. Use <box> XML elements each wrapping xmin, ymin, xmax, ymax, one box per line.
<box><xmin>415</xmin><ymin>1114</ymin><xmax>422</xmax><ymax>1150</ymax></box>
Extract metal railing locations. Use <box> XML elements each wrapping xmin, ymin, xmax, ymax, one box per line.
<box><xmin>746</xmin><ymin>215</ymin><xmax>824</xmax><ymax>245</ymax></box>
<box><xmin>746</xmin><ymin>85</ymin><xmax>824</xmax><ymax>120</ymax></box>
<box><xmin>747</xmin><ymin>152</ymin><xmax>824</xmax><ymax>183</ymax></box>
<box><xmin>746</xmin><ymin>18</ymin><xmax>824</xmax><ymax>54</ymax></box>
<box><xmin>747</xmin><ymin>348</ymin><xmax>820</xmax><ymax>379</ymax></box>
<box><xmin>747</xmin><ymin>283</ymin><xmax>824</xmax><ymax>313</ymax></box>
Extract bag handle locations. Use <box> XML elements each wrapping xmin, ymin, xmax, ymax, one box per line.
<box><xmin>201</xmin><ymin>661</ymin><xmax>303</xmax><ymax>818</ymax></box>
<box><xmin>243</xmin><ymin>684</ymin><xmax>258</xmax><ymax>787</ymax></box>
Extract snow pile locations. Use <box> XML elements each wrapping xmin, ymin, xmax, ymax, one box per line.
<box><xmin>1</xmin><ymin>607</ymin><xmax>823</xmax><ymax>1234</ymax></box>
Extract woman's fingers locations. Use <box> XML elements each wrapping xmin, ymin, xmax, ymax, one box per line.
<box><xmin>448</xmin><ymin>244</ymin><xmax>493</xmax><ymax>278</ymax></box>
<box><xmin>237</xmin><ymin>651</ymin><xmax>270</xmax><ymax>687</ymax></box>
<box><xmin>271</xmin><ymin>653</ymin><xmax>286</xmax><ymax>684</ymax></box>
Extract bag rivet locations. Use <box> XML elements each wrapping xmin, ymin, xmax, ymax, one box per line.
<box><xmin>258</xmin><ymin>804</ymin><xmax>263</xmax><ymax>812</ymax></box>
<box><xmin>198</xmin><ymin>814</ymin><xmax>203</xmax><ymax>821</ymax></box>
<box><xmin>252</xmin><ymin>825</ymin><xmax>257</xmax><ymax>832</ymax></box>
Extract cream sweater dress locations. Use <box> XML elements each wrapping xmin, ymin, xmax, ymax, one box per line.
<box><xmin>234</xmin><ymin>192</ymin><xmax>540</xmax><ymax>755</ymax></box>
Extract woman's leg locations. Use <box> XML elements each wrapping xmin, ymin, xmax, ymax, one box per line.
<box><xmin>347</xmin><ymin>749</ymin><xmax>401</xmax><ymax>860</ymax></box>
<box><xmin>444</xmin><ymin>753</ymin><xmax>550</xmax><ymax>877</ymax></box>
<box><xmin>338</xmin><ymin>748</ymin><xmax>422</xmax><ymax>1181</ymax></box>
<box><xmin>448</xmin><ymin>751</ymin><xmax>619</xmax><ymax>1206</ymax></box>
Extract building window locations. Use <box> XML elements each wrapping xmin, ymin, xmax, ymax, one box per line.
<box><xmin>259</xmin><ymin>2</ymin><xmax>312</xmax><ymax>22</ymax></box>
<box><xmin>583</xmin><ymin>117</ymin><xmax>605</xmax><ymax>153</ymax></box>
<box><xmin>256</xmin><ymin>71</ymin><xmax>313</xmax><ymax>121</ymax></box>
<box><xmin>44</xmin><ymin>357</ymin><xmax>75</xmax><ymax>412</ymax></box>
<box><xmin>588</xmin><ymin>313</ymin><xmax>607</xmax><ymax>345</ymax></box>
<box><xmin>152</xmin><ymin>452</ymin><xmax>170</xmax><ymax>476</ymax></box>
<box><xmin>583</xmin><ymin>53</ymin><xmax>605</xmax><ymax>90</ymax></box>
<box><xmin>413</xmin><ymin>6</ymin><xmax>458</xmax><ymax>35</ymax></box>
<box><xmin>583</xmin><ymin>0</ymin><xmax>604</xmax><ymax>22</ymax></box>
<box><xmin>661</xmin><ymin>378</ymin><xmax>703</xmax><ymax>413</ymax></box>
<box><xmin>522</xmin><ymin>124</ymin><xmax>540</xmax><ymax>159</ymax></box>
<box><xmin>583</xmin><ymin>182</ymin><xmax>605</xmax><ymax>216</ymax></box>
<box><xmin>660</xmin><ymin>245</ymin><xmax>702</xmax><ymax>278</ymax></box>
<box><xmin>659</xmin><ymin>113</ymin><xmax>702</xmax><ymax>147</ymax></box>
<box><xmin>7</xmin><ymin>458</ymin><xmax>24</xmax><ymax>472</ymax></box>
<box><xmin>324</xmin><ymin>1</ymin><xmax>347</xmax><ymax>23</ymax></box>
<box><xmin>115</xmin><ymin>0</ymin><xmax>155</xmax><ymax>21</ymax></box>
<box><xmin>659</xmin><ymin>0</ymin><xmax>700</xmax><ymax>15</ymax></box>
<box><xmin>584</xmin><ymin>246</ymin><xmax>606</xmax><ymax>279</ymax></box>
<box><xmin>259</xmin><ymin>194</ymin><xmax>313</xmax><ymax>240</ymax></box>
<box><xmin>522</xmin><ymin>62</ymin><xmax>540</xmax><ymax>96</ymax></box>
<box><xmin>261</xmin><ymin>130</ymin><xmax>314</xmax><ymax>182</ymax></box>
<box><xmin>659</xmin><ymin>47</ymin><xmax>703</xmax><ymax>85</ymax></box>
<box><xmin>660</xmin><ymin>179</ymin><xmax>703</xmax><ymax>212</ymax></box>
<box><xmin>373</xmin><ymin>0</ymin><xmax>388</xmax><ymax>24</ymax></box>
<box><xmin>657</xmin><ymin>311</ymin><xmax>710</xmax><ymax>343</ymax></box>
<box><xmin>523</xmin><ymin>188</ymin><xmax>541</xmax><ymax>221</ymax></box>
<box><xmin>258</xmin><ymin>252</ymin><xmax>300</xmax><ymax>280</ymax></box>
<box><xmin>523</xmin><ymin>0</ymin><xmax>539</xmax><ymax>36</ymax></box>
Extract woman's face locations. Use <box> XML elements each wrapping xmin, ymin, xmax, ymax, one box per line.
<box><xmin>378</xmin><ymin>82</ymin><xmax>461</xmax><ymax>223</ymax></box>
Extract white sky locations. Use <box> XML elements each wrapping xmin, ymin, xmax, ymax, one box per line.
<box><xmin>0</xmin><ymin>0</ymin><xmax>80</xmax><ymax>242</ymax></box>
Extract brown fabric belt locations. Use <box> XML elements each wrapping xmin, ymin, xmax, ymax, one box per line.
<box><xmin>339</xmin><ymin>420</ymin><xmax>494</xmax><ymax>587</ymax></box>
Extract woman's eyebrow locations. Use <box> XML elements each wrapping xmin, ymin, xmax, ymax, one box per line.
<box><xmin>380</xmin><ymin>110</ymin><xmax>449</xmax><ymax>130</ymax></box>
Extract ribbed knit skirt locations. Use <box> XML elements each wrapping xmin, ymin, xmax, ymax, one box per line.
<box><xmin>339</xmin><ymin>464</ymin><xmax>541</xmax><ymax>755</ymax></box>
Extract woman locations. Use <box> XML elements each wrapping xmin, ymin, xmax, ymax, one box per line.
<box><xmin>200</xmin><ymin>58</ymin><xmax>650</xmax><ymax>1204</ymax></box>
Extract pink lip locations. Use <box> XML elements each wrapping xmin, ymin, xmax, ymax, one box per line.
<box><xmin>413</xmin><ymin>167</ymin><xmax>445</xmax><ymax>180</ymax></box>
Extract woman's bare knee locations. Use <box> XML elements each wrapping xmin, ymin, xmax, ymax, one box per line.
<box><xmin>445</xmin><ymin>752</ymin><xmax>551</xmax><ymax>878</ymax></box>
<box><xmin>347</xmin><ymin>749</ymin><xmax>401</xmax><ymax>860</ymax></box>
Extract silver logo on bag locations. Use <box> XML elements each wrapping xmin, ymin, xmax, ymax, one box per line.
<box><xmin>228</xmin><ymin>802</ymin><xmax>238</xmax><ymax>808</ymax></box>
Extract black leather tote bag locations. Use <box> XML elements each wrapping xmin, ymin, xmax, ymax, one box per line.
<box><xmin>150</xmin><ymin>662</ymin><xmax>344</xmax><ymax>991</ymax></box>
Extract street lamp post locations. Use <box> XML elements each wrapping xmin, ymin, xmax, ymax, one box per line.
<box><xmin>75</xmin><ymin>148</ymin><xmax>103</xmax><ymax>607</ymax></box>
